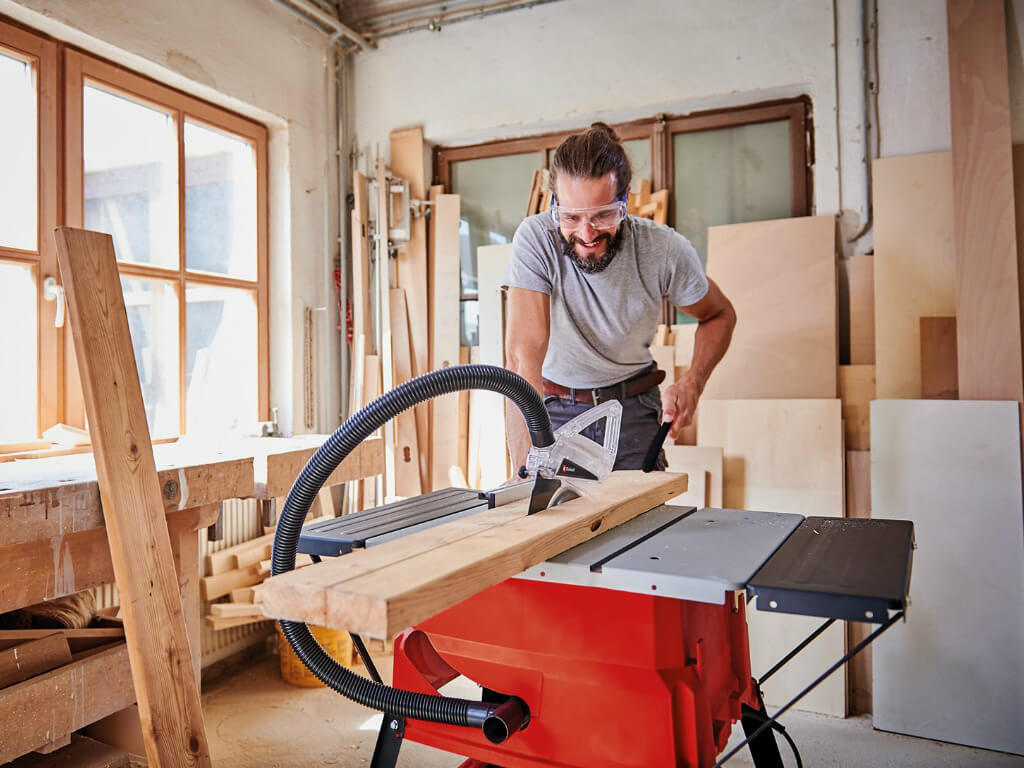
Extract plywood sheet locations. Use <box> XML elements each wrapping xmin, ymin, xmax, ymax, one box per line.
<box><xmin>919</xmin><ymin>317</ymin><xmax>958</xmax><ymax>399</ymax></box>
<box><xmin>846</xmin><ymin>255</ymin><xmax>875</xmax><ymax>364</ymax></box>
<box><xmin>262</xmin><ymin>470</ymin><xmax>686</xmax><ymax>636</ymax></box>
<box><xmin>873</xmin><ymin>152</ymin><xmax>956</xmax><ymax>398</ymax></box>
<box><xmin>671</xmin><ymin>323</ymin><xmax>697</xmax><ymax>368</ymax></box>
<box><xmin>430</xmin><ymin>189</ymin><xmax>462</xmax><ymax>491</ymax></box>
<box><xmin>703</xmin><ymin>216</ymin><xmax>838</xmax><ymax>399</ymax></box>
<box><xmin>948</xmin><ymin>1</ymin><xmax>1023</xmax><ymax>404</ymax></box>
<box><xmin>663</xmin><ymin>445</ymin><xmax>723</xmax><ymax>507</ymax></box>
<box><xmin>476</xmin><ymin>244</ymin><xmax>513</xmax><ymax>488</ymax></box>
<box><xmin>838</xmin><ymin>364</ymin><xmax>874</xmax><ymax>451</ymax></box>
<box><xmin>697</xmin><ymin>398</ymin><xmax>846</xmax><ymax>716</ymax></box>
<box><xmin>871</xmin><ymin>400</ymin><xmax>1024</xmax><ymax>755</ymax></box>
<box><xmin>665</xmin><ymin>469</ymin><xmax>706</xmax><ymax>508</ymax></box>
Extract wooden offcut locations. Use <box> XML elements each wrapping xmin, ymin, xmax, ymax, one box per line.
<box><xmin>947</xmin><ymin>0</ymin><xmax>1023</xmax><ymax>408</ymax></box>
<box><xmin>261</xmin><ymin>470</ymin><xmax>686</xmax><ymax>637</ymax></box>
<box><xmin>430</xmin><ymin>189</ymin><xmax>462</xmax><ymax>491</ymax></box>
<box><xmin>703</xmin><ymin>216</ymin><xmax>838</xmax><ymax>399</ymax></box>
<box><xmin>0</xmin><ymin>633</ymin><xmax>71</xmax><ymax>689</ymax></box>
<box><xmin>920</xmin><ymin>317</ymin><xmax>959</xmax><ymax>399</ymax></box>
<box><xmin>53</xmin><ymin>227</ymin><xmax>211</xmax><ymax>768</ymax></box>
<box><xmin>873</xmin><ymin>152</ymin><xmax>956</xmax><ymax>398</ymax></box>
<box><xmin>698</xmin><ymin>398</ymin><xmax>846</xmax><ymax>716</ymax></box>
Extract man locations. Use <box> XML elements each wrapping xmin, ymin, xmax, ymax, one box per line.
<box><xmin>504</xmin><ymin>122</ymin><xmax>736</xmax><ymax>471</ymax></box>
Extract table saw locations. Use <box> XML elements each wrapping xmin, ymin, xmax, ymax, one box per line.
<box><xmin>268</xmin><ymin>364</ymin><xmax>914</xmax><ymax>768</ymax></box>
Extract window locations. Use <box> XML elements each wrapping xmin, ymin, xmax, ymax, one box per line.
<box><xmin>434</xmin><ymin>100</ymin><xmax>810</xmax><ymax>337</ymax></box>
<box><xmin>0</xmin><ymin>17</ymin><xmax>268</xmax><ymax>445</ymax></box>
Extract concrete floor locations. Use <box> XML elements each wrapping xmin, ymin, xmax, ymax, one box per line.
<box><xmin>202</xmin><ymin>653</ymin><xmax>1024</xmax><ymax>768</ymax></box>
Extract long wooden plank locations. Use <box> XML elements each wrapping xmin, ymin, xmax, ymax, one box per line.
<box><xmin>0</xmin><ymin>633</ymin><xmax>72</xmax><ymax>689</ymax></box>
<box><xmin>391</xmin><ymin>127</ymin><xmax>431</xmax><ymax>492</ymax></box>
<box><xmin>477</xmin><ymin>244</ymin><xmax>514</xmax><ymax>487</ymax></box>
<box><xmin>920</xmin><ymin>317</ymin><xmax>959</xmax><ymax>399</ymax></box>
<box><xmin>845</xmin><ymin>449</ymin><xmax>872</xmax><ymax>715</ymax></box>
<box><xmin>430</xmin><ymin>189</ymin><xmax>462</xmax><ymax>492</ymax></box>
<box><xmin>838</xmin><ymin>364</ymin><xmax>874</xmax><ymax>451</ymax></box>
<box><xmin>0</xmin><ymin>643</ymin><xmax>135</xmax><ymax>764</ymax></box>
<box><xmin>54</xmin><ymin>228</ymin><xmax>210</xmax><ymax>767</ymax></box>
<box><xmin>948</xmin><ymin>0</ymin><xmax>1023</xmax><ymax>407</ymax></box>
<box><xmin>262</xmin><ymin>470</ymin><xmax>686</xmax><ymax>637</ymax></box>
<box><xmin>351</xmin><ymin>171</ymin><xmax>370</xmax><ymax>346</ymax></box>
<box><xmin>846</xmin><ymin>255</ymin><xmax>875</xmax><ymax>365</ymax></box>
<box><xmin>873</xmin><ymin>152</ymin><xmax>956</xmax><ymax>398</ymax></box>
<box><xmin>872</xmin><ymin>399</ymin><xmax>1024</xmax><ymax>754</ymax></box>
<box><xmin>698</xmin><ymin>398</ymin><xmax>846</xmax><ymax>716</ymax></box>
<box><xmin>389</xmin><ymin>288</ymin><xmax>423</xmax><ymax>498</ymax></box>
<box><xmin>703</xmin><ymin>216</ymin><xmax>838</xmax><ymax>399</ymax></box>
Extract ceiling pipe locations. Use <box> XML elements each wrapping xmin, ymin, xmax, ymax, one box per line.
<box><xmin>269</xmin><ymin>0</ymin><xmax>374</xmax><ymax>50</ymax></box>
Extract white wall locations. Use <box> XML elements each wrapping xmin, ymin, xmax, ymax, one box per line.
<box><xmin>352</xmin><ymin>0</ymin><xmax>845</xmax><ymax>216</ymax></box>
<box><xmin>1</xmin><ymin>0</ymin><xmax>340</xmax><ymax>437</ymax></box>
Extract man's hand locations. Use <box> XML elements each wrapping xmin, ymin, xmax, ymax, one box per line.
<box><xmin>661</xmin><ymin>375</ymin><xmax>701</xmax><ymax>440</ymax></box>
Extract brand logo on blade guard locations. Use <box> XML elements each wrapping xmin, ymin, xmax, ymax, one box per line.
<box><xmin>556</xmin><ymin>459</ymin><xmax>598</xmax><ymax>481</ymax></box>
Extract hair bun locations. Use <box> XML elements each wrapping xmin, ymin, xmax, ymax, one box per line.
<box><xmin>589</xmin><ymin>121</ymin><xmax>621</xmax><ymax>142</ymax></box>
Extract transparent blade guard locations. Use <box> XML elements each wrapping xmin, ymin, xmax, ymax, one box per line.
<box><xmin>525</xmin><ymin>399</ymin><xmax>622</xmax><ymax>496</ymax></box>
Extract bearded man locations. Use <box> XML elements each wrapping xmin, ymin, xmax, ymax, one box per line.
<box><xmin>504</xmin><ymin>122</ymin><xmax>736</xmax><ymax>471</ymax></box>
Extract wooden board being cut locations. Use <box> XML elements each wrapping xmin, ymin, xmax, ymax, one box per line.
<box><xmin>703</xmin><ymin>216</ymin><xmax>838</xmax><ymax>399</ymax></box>
<box><xmin>261</xmin><ymin>470</ymin><xmax>686</xmax><ymax>638</ymax></box>
<box><xmin>873</xmin><ymin>152</ymin><xmax>956</xmax><ymax>398</ymax></box>
<box><xmin>948</xmin><ymin>0</ymin><xmax>1023</xmax><ymax>406</ymax></box>
<box><xmin>663</xmin><ymin>445</ymin><xmax>723</xmax><ymax>507</ymax></box>
<box><xmin>838</xmin><ymin>364</ymin><xmax>874</xmax><ymax>451</ymax></box>
<box><xmin>697</xmin><ymin>398</ymin><xmax>845</xmax><ymax>716</ymax></box>
<box><xmin>920</xmin><ymin>317</ymin><xmax>958</xmax><ymax>399</ymax></box>
<box><xmin>871</xmin><ymin>399</ymin><xmax>1024</xmax><ymax>755</ymax></box>
<box><xmin>54</xmin><ymin>227</ymin><xmax>211</xmax><ymax>767</ymax></box>
<box><xmin>430</xmin><ymin>189</ymin><xmax>462</xmax><ymax>492</ymax></box>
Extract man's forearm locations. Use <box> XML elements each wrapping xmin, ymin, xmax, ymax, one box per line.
<box><xmin>505</xmin><ymin>366</ymin><xmax>545</xmax><ymax>471</ymax></box>
<box><xmin>684</xmin><ymin>305</ymin><xmax>736</xmax><ymax>392</ymax></box>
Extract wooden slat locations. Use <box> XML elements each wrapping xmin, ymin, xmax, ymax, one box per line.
<box><xmin>920</xmin><ymin>317</ymin><xmax>959</xmax><ymax>399</ymax></box>
<box><xmin>457</xmin><ymin>346</ymin><xmax>471</xmax><ymax>482</ymax></box>
<box><xmin>389</xmin><ymin>289</ymin><xmax>423</xmax><ymax>498</ymax></box>
<box><xmin>391</xmin><ymin>127</ymin><xmax>431</xmax><ymax>492</ymax></box>
<box><xmin>200</xmin><ymin>564</ymin><xmax>262</xmax><ymax>602</ymax></box>
<box><xmin>54</xmin><ymin>228</ymin><xmax>210</xmax><ymax>767</ymax></box>
<box><xmin>698</xmin><ymin>399</ymin><xmax>846</xmax><ymax>716</ymax></box>
<box><xmin>205</xmin><ymin>532</ymin><xmax>274</xmax><ymax>576</ymax></box>
<box><xmin>262</xmin><ymin>470</ymin><xmax>686</xmax><ymax>636</ymax></box>
<box><xmin>948</xmin><ymin>0</ymin><xmax>1023</xmax><ymax>408</ymax></box>
<box><xmin>203</xmin><ymin>615</ymin><xmax>268</xmax><ymax>632</ymax></box>
<box><xmin>838</xmin><ymin>364</ymin><xmax>874</xmax><ymax>451</ymax></box>
<box><xmin>846</xmin><ymin>256</ymin><xmax>875</xmax><ymax>364</ymax></box>
<box><xmin>0</xmin><ymin>633</ymin><xmax>72</xmax><ymax>689</ymax></box>
<box><xmin>351</xmin><ymin>171</ymin><xmax>371</xmax><ymax>346</ymax></box>
<box><xmin>845</xmin><ymin>449</ymin><xmax>872</xmax><ymax>715</ymax></box>
<box><xmin>703</xmin><ymin>216</ymin><xmax>838</xmax><ymax>399</ymax></box>
<box><xmin>873</xmin><ymin>152</ymin><xmax>956</xmax><ymax>398</ymax></box>
<box><xmin>430</xmin><ymin>190</ymin><xmax>462</xmax><ymax>491</ymax></box>
<box><xmin>476</xmin><ymin>244</ymin><xmax>514</xmax><ymax>487</ymax></box>
<box><xmin>0</xmin><ymin>643</ymin><xmax>135</xmax><ymax>764</ymax></box>
<box><xmin>209</xmin><ymin>602</ymin><xmax>264</xmax><ymax>619</ymax></box>
<box><xmin>663</xmin><ymin>445</ymin><xmax>724</xmax><ymax>507</ymax></box>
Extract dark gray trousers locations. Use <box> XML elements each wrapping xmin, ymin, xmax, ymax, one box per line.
<box><xmin>544</xmin><ymin>385</ymin><xmax>667</xmax><ymax>471</ymax></box>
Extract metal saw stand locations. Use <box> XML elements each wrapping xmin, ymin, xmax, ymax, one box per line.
<box><xmin>297</xmin><ymin>492</ymin><xmax>914</xmax><ymax>768</ymax></box>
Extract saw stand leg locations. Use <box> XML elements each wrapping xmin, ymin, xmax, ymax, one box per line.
<box><xmin>740</xmin><ymin>697</ymin><xmax>784</xmax><ymax>768</ymax></box>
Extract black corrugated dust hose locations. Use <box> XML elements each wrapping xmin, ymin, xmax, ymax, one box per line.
<box><xmin>271</xmin><ymin>364</ymin><xmax>553</xmax><ymax>741</ymax></box>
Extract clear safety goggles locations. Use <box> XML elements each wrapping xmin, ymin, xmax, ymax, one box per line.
<box><xmin>551</xmin><ymin>197</ymin><xmax>627</xmax><ymax>232</ymax></box>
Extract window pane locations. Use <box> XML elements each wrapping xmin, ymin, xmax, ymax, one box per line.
<box><xmin>450</xmin><ymin>151</ymin><xmax>541</xmax><ymax>343</ymax></box>
<box><xmin>0</xmin><ymin>50</ymin><xmax>37</xmax><ymax>251</ymax></box>
<box><xmin>84</xmin><ymin>84</ymin><xmax>178</xmax><ymax>268</ymax></box>
<box><xmin>673</xmin><ymin>120</ymin><xmax>792</xmax><ymax>265</ymax></box>
<box><xmin>186</xmin><ymin>284</ymin><xmax>257</xmax><ymax>436</ymax></box>
<box><xmin>623</xmin><ymin>138</ymin><xmax>652</xmax><ymax>186</ymax></box>
<box><xmin>185</xmin><ymin>120</ymin><xmax>257</xmax><ymax>280</ymax></box>
<box><xmin>0</xmin><ymin>262</ymin><xmax>37</xmax><ymax>440</ymax></box>
<box><xmin>121</xmin><ymin>277</ymin><xmax>179</xmax><ymax>438</ymax></box>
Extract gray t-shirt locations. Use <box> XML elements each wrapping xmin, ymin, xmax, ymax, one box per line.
<box><xmin>506</xmin><ymin>213</ymin><xmax>709</xmax><ymax>388</ymax></box>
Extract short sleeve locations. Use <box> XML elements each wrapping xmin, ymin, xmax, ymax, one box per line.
<box><xmin>506</xmin><ymin>215</ymin><xmax>554</xmax><ymax>295</ymax></box>
<box><xmin>663</xmin><ymin>231</ymin><xmax>709</xmax><ymax>307</ymax></box>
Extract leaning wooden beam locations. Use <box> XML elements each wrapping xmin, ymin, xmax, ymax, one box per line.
<box><xmin>262</xmin><ymin>470</ymin><xmax>686</xmax><ymax>638</ymax></box>
<box><xmin>54</xmin><ymin>227</ymin><xmax>211</xmax><ymax>768</ymax></box>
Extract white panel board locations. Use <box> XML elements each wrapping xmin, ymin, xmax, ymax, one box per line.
<box><xmin>871</xmin><ymin>400</ymin><xmax>1024</xmax><ymax>756</ymax></box>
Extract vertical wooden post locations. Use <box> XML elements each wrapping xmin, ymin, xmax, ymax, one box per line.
<box><xmin>54</xmin><ymin>227</ymin><xmax>211</xmax><ymax>768</ymax></box>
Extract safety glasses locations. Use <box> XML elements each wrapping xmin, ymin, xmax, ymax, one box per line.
<box><xmin>551</xmin><ymin>197</ymin><xmax>627</xmax><ymax>232</ymax></box>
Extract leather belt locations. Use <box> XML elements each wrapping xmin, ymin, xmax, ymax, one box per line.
<box><xmin>542</xmin><ymin>368</ymin><xmax>666</xmax><ymax>405</ymax></box>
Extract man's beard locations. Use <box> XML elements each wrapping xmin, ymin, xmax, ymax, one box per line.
<box><xmin>561</xmin><ymin>226</ymin><xmax>625</xmax><ymax>274</ymax></box>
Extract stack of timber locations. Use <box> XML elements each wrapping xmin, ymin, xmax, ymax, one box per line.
<box><xmin>627</xmin><ymin>179</ymin><xmax>669</xmax><ymax>225</ymax></box>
